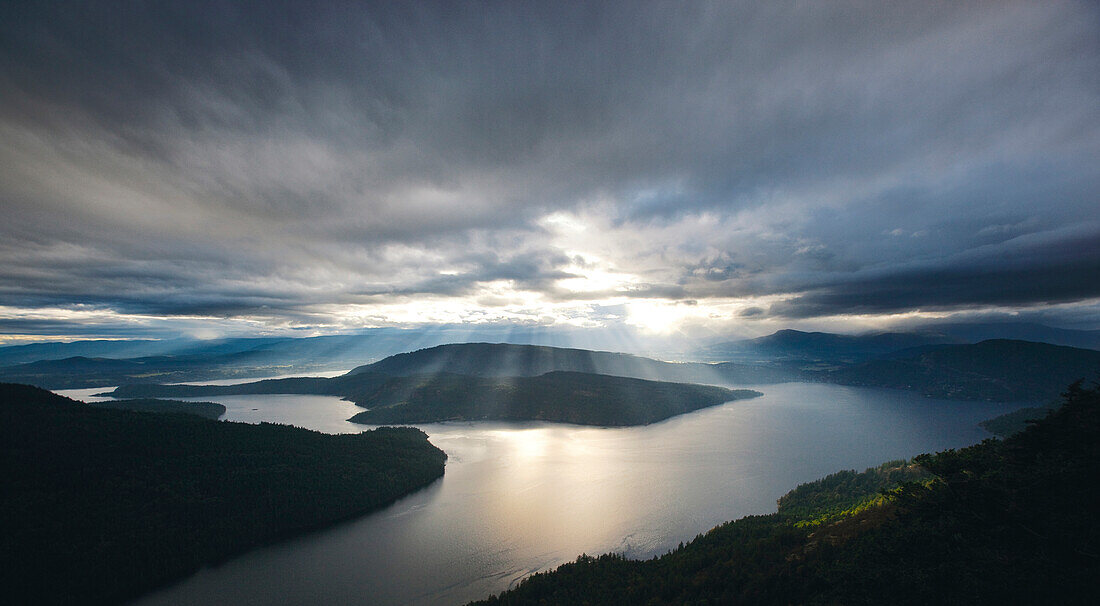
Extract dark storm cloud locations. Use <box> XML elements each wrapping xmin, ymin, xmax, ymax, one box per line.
<box><xmin>772</xmin><ymin>255</ymin><xmax>1100</xmax><ymax>319</ymax></box>
<box><xmin>0</xmin><ymin>1</ymin><xmax>1098</xmax><ymax>335</ymax></box>
<box><xmin>769</xmin><ymin>226</ymin><xmax>1100</xmax><ymax>318</ymax></box>
<box><xmin>0</xmin><ymin>318</ymin><xmax>154</xmax><ymax>339</ymax></box>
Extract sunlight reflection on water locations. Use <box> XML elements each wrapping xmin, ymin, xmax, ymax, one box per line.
<box><xmin>106</xmin><ymin>382</ymin><xmax>1028</xmax><ymax>606</ymax></box>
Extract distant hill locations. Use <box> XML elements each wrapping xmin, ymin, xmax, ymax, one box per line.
<box><xmin>0</xmin><ymin>383</ymin><xmax>445</xmax><ymax>605</ymax></box>
<box><xmin>0</xmin><ymin>334</ymin><xmax>405</xmax><ymax>367</ymax></box>
<box><xmin>4</xmin><ymin>355</ymin><xmax>148</xmax><ymax>374</ymax></box>
<box><xmin>346</xmin><ymin>371</ymin><xmax>760</xmax><ymax>426</ymax></box>
<box><xmin>921</xmin><ymin>321</ymin><xmax>1100</xmax><ymax>351</ymax></box>
<box><xmin>812</xmin><ymin>339</ymin><xmax>1100</xmax><ymax>401</ymax></box>
<box><xmin>0</xmin><ymin>354</ymin><xmax>297</xmax><ymax>389</ymax></box>
<box><xmin>350</xmin><ymin>342</ymin><xmax>798</xmax><ymax>385</ymax></box>
<box><xmin>698</xmin><ymin>322</ymin><xmax>1100</xmax><ymax>364</ymax></box>
<box><xmin>352</xmin><ymin>342</ymin><xmax>708</xmax><ymax>380</ymax></box>
<box><xmin>0</xmin><ymin>339</ymin><xmax>180</xmax><ymax>365</ymax></box>
<box><xmin>0</xmin><ymin>336</ymin><xmax>417</xmax><ymax>389</ymax></box>
<box><xmin>0</xmin><ymin>332</ymin><xmax>451</xmax><ymax>389</ymax></box>
<box><xmin>699</xmin><ymin>329</ymin><xmax>963</xmax><ymax>363</ymax></box>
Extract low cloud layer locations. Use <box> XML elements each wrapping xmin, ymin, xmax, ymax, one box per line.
<box><xmin>1</xmin><ymin>1</ymin><xmax>1098</xmax><ymax>341</ymax></box>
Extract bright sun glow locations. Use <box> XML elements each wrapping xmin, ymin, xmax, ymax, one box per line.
<box><xmin>557</xmin><ymin>267</ymin><xmax>638</xmax><ymax>294</ymax></box>
<box><xmin>624</xmin><ymin>300</ymin><xmax>702</xmax><ymax>334</ymax></box>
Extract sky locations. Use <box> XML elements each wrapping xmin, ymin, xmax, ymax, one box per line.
<box><xmin>1</xmin><ymin>1</ymin><xmax>1099</xmax><ymax>346</ymax></box>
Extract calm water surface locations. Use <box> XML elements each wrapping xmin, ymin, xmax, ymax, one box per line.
<box><xmin>62</xmin><ymin>382</ymin><xmax>1023</xmax><ymax>606</ymax></box>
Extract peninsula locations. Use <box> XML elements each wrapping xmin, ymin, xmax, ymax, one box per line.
<box><xmin>0</xmin><ymin>383</ymin><xmax>447</xmax><ymax>605</ymax></box>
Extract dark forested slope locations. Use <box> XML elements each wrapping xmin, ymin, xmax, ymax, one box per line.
<box><xmin>472</xmin><ymin>380</ymin><xmax>1100</xmax><ymax>605</ymax></box>
<box><xmin>699</xmin><ymin>329</ymin><xmax>962</xmax><ymax>363</ymax></box>
<box><xmin>348</xmin><ymin>342</ymin><xmax>747</xmax><ymax>383</ymax></box>
<box><xmin>0</xmin><ymin>383</ymin><xmax>447</xmax><ymax>605</ymax></box>
<box><xmin>811</xmin><ymin>339</ymin><xmax>1100</xmax><ymax>401</ymax></box>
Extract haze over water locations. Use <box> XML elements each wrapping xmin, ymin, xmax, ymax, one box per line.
<box><xmin>98</xmin><ymin>382</ymin><xmax>1023</xmax><ymax>606</ymax></box>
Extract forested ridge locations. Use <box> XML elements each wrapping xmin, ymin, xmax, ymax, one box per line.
<box><xmin>809</xmin><ymin>340</ymin><xmax>1100</xmax><ymax>401</ymax></box>
<box><xmin>472</xmin><ymin>380</ymin><xmax>1100</xmax><ymax>605</ymax></box>
<box><xmin>0</xmin><ymin>383</ymin><xmax>447</xmax><ymax>605</ymax></box>
<box><xmin>347</xmin><ymin>371</ymin><xmax>759</xmax><ymax>426</ymax></box>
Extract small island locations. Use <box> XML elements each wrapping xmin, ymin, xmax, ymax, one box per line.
<box><xmin>89</xmin><ymin>397</ymin><xmax>227</xmax><ymax>419</ymax></box>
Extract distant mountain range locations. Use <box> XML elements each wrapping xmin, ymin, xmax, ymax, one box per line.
<box><xmin>0</xmin><ymin>355</ymin><xmax>296</xmax><ymax>389</ymax></box>
<box><xmin>0</xmin><ymin>324</ymin><xmax>663</xmax><ymax>368</ymax></box>
<box><xmin>0</xmin><ymin>333</ymin><xmax>436</xmax><ymax>389</ymax></box>
<box><xmin>920</xmin><ymin>321</ymin><xmax>1100</xmax><ymax>350</ymax></box>
<box><xmin>343</xmin><ymin>340</ymin><xmax>1100</xmax><ymax>403</ymax></box>
<box><xmin>5</xmin><ymin>322</ymin><xmax>1099</xmax><ymax>404</ymax></box>
<box><xmin>4</xmin><ymin>320</ymin><xmax>1096</xmax><ymax>374</ymax></box>
<box><xmin>698</xmin><ymin>330</ymin><xmax>962</xmax><ymax>363</ymax></box>
<box><xmin>0</xmin><ymin>330</ymin><xmax>466</xmax><ymax>378</ymax></box>
<box><xmin>0</xmin><ymin>339</ymin><xmax>794</xmax><ymax>390</ymax></box>
<box><xmin>809</xmin><ymin>339</ymin><xmax>1100</xmax><ymax>402</ymax></box>
<box><xmin>697</xmin><ymin>322</ymin><xmax>1100</xmax><ymax>363</ymax></box>
<box><xmin>109</xmin><ymin>339</ymin><xmax>1100</xmax><ymax>415</ymax></box>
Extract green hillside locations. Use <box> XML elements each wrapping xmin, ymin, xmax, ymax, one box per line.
<box><xmin>472</xmin><ymin>380</ymin><xmax>1100</xmax><ymax>605</ymax></box>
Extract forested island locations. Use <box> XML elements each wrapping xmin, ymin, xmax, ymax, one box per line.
<box><xmin>0</xmin><ymin>383</ymin><xmax>447</xmax><ymax>605</ymax></box>
<box><xmin>471</xmin><ymin>381</ymin><xmax>1100</xmax><ymax>604</ymax></box>
<box><xmin>108</xmin><ymin>355</ymin><xmax>760</xmax><ymax>427</ymax></box>
<box><xmin>104</xmin><ymin>340</ymin><xmax>1100</xmax><ymax>417</ymax></box>
<box><xmin>345</xmin><ymin>371</ymin><xmax>759</xmax><ymax>426</ymax></box>
<box><xmin>88</xmin><ymin>397</ymin><xmax>226</xmax><ymax>419</ymax></box>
